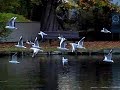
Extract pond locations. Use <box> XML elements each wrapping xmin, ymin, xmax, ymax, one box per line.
<box><xmin>0</xmin><ymin>54</ymin><xmax>120</xmax><ymax>90</ymax></box>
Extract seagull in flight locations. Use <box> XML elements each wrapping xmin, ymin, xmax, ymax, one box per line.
<box><xmin>57</xmin><ymin>37</ymin><xmax>69</xmax><ymax>51</ymax></box>
<box><xmin>69</xmin><ymin>43</ymin><xmax>78</xmax><ymax>52</ymax></box>
<box><xmin>32</xmin><ymin>37</ymin><xmax>41</xmax><ymax>48</ymax></box>
<box><xmin>30</xmin><ymin>47</ymin><xmax>43</xmax><ymax>57</ymax></box>
<box><xmin>103</xmin><ymin>49</ymin><xmax>114</xmax><ymax>63</ymax></box>
<box><xmin>101</xmin><ymin>28</ymin><xmax>111</xmax><ymax>33</ymax></box>
<box><xmin>15</xmin><ymin>36</ymin><xmax>26</xmax><ymax>48</ymax></box>
<box><xmin>9</xmin><ymin>53</ymin><xmax>20</xmax><ymax>64</ymax></box>
<box><xmin>77</xmin><ymin>37</ymin><xmax>86</xmax><ymax>49</ymax></box>
<box><xmin>62</xmin><ymin>57</ymin><xmax>68</xmax><ymax>66</ymax></box>
<box><xmin>5</xmin><ymin>17</ymin><xmax>17</xmax><ymax>30</ymax></box>
<box><xmin>38</xmin><ymin>31</ymin><xmax>47</xmax><ymax>39</ymax></box>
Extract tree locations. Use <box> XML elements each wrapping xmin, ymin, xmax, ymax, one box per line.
<box><xmin>55</xmin><ymin>0</ymin><xmax>120</xmax><ymax>32</ymax></box>
<box><xmin>40</xmin><ymin>0</ymin><xmax>61</xmax><ymax>31</ymax></box>
<box><xmin>0</xmin><ymin>0</ymin><xmax>20</xmax><ymax>13</ymax></box>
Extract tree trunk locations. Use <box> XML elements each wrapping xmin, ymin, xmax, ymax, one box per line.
<box><xmin>40</xmin><ymin>0</ymin><xmax>62</xmax><ymax>31</ymax></box>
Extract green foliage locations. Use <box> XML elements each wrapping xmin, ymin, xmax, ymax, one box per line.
<box><xmin>0</xmin><ymin>0</ymin><xmax>20</xmax><ymax>13</ymax></box>
<box><xmin>31</xmin><ymin>0</ymin><xmax>42</xmax><ymax>5</ymax></box>
<box><xmin>0</xmin><ymin>13</ymin><xmax>30</xmax><ymax>27</ymax></box>
<box><xmin>56</xmin><ymin>0</ymin><xmax>120</xmax><ymax>31</ymax></box>
<box><xmin>0</xmin><ymin>13</ymin><xmax>30</xmax><ymax>22</ymax></box>
<box><xmin>0</xmin><ymin>0</ymin><xmax>42</xmax><ymax>20</ymax></box>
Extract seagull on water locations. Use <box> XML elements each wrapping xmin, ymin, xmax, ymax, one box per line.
<box><xmin>32</xmin><ymin>37</ymin><xmax>41</xmax><ymax>48</ymax></box>
<box><xmin>15</xmin><ymin>36</ymin><xmax>26</xmax><ymax>48</ymax></box>
<box><xmin>9</xmin><ymin>53</ymin><xmax>20</xmax><ymax>64</ymax></box>
<box><xmin>101</xmin><ymin>28</ymin><xmax>111</xmax><ymax>33</ymax></box>
<box><xmin>57</xmin><ymin>37</ymin><xmax>69</xmax><ymax>51</ymax></box>
<box><xmin>5</xmin><ymin>17</ymin><xmax>17</xmax><ymax>30</ymax></box>
<box><xmin>62</xmin><ymin>57</ymin><xmax>68</xmax><ymax>66</ymax></box>
<box><xmin>30</xmin><ymin>47</ymin><xmax>43</xmax><ymax>57</ymax></box>
<box><xmin>38</xmin><ymin>31</ymin><xmax>47</xmax><ymax>39</ymax></box>
<box><xmin>77</xmin><ymin>37</ymin><xmax>86</xmax><ymax>49</ymax></box>
<box><xmin>103</xmin><ymin>49</ymin><xmax>114</xmax><ymax>63</ymax></box>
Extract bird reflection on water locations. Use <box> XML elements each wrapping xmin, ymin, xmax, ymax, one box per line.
<box><xmin>0</xmin><ymin>55</ymin><xmax>120</xmax><ymax>89</ymax></box>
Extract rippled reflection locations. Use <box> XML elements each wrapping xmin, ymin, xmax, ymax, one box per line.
<box><xmin>0</xmin><ymin>55</ymin><xmax>120</xmax><ymax>89</ymax></box>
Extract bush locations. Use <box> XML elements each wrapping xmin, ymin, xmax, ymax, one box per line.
<box><xmin>0</xmin><ymin>13</ymin><xmax>30</xmax><ymax>22</ymax></box>
<box><xmin>56</xmin><ymin>0</ymin><xmax>119</xmax><ymax>32</ymax></box>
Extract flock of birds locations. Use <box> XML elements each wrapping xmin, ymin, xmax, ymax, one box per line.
<box><xmin>5</xmin><ymin>17</ymin><xmax>113</xmax><ymax>64</ymax></box>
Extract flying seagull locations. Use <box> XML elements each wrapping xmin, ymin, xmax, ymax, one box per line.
<box><xmin>69</xmin><ymin>43</ymin><xmax>78</xmax><ymax>52</ymax></box>
<box><xmin>101</xmin><ymin>28</ymin><xmax>111</xmax><ymax>33</ymax></box>
<box><xmin>30</xmin><ymin>47</ymin><xmax>43</xmax><ymax>57</ymax></box>
<box><xmin>77</xmin><ymin>37</ymin><xmax>86</xmax><ymax>49</ymax></box>
<box><xmin>103</xmin><ymin>49</ymin><xmax>114</xmax><ymax>63</ymax></box>
<box><xmin>9</xmin><ymin>53</ymin><xmax>20</xmax><ymax>64</ymax></box>
<box><xmin>38</xmin><ymin>31</ymin><xmax>47</xmax><ymax>39</ymax></box>
<box><xmin>15</xmin><ymin>36</ymin><xmax>26</xmax><ymax>48</ymax></box>
<box><xmin>5</xmin><ymin>17</ymin><xmax>17</xmax><ymax>30</ymax></box>
<box><xmin>32</xmin><ymin>37</ymin><xmax>41</xmax><ymax>48</ymax></box>
<box><xmin>57</xmin><ymin>37</ymin><xmax>69</xmax><ymax>51</ymax></box>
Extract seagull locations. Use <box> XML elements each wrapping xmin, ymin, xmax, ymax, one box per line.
<box><xmin>30</xmin><ymin>47</ymin><xmax>43</xmax><ymax>57</ymax></box>
<box><xmin>15</xmin><ymin>36</ymin><xmax>26</xmax><ymax>48</ymax></box>
<box><xmin>62</xmin><ymin>57</ymin><xmax>68</xmax><ymax>66</ymax></box>
<box><xmin>38</xmin><ymin>31</ymin><xmax>47</xmax><ymax>39</ymax></box>
<box><xmin>32</xmin><ymin>37</ymin><xmax>41</xmax><ymax>48</ymax></box>
<box><xmin>101</xmin><ymin>28</ymin><xmax>111</xmax><ymax>33</ymax></box>
<box><xmin>9</xmin><ymin>53</ymin><xmax>20</xmax><ymax>64</ymax></box>
<box><xmin>69</xmin><ymin>43</ymin><xmax>78</xmax><ymax>52</ymax></box>
<box><xmin>77</xmin><ymin>37</ymin><xmax>86</xmax><ymax>49</ymax></box>
<box><xmin>5</xmin><ymin>17</ymin><xmax>17</xmax><ymax>30</ymax></box>
<box><xmin>103</xmin><ymin>49</ymin><xmax>114</xmax><ymax>63</ymax></box>
<box><xmin>57</xmin><ymin>37</ymin><xmax>69</xmax><ymax>51</ymax></box>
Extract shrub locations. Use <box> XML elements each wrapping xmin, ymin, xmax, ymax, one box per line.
<box><xmin>0</xmin><ymin>13</ymin><xmax>30</xmax><ymax>22</ymax></box>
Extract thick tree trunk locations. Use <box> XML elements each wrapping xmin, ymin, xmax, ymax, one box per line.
<box><xmin>40</xmin><ymin>0</ymin><xmax>61</xmax><ymax>31</ymax></box>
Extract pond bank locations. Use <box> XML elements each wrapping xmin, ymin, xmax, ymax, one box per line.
<box><xmin>1</xmin><ymin>48</ymin><xmax>120</xmax><ymax>56</ymax></box>
<box><xmin>1</xmin><ymin>41</ymin><xmax>120</xmax><ymax>56</ymax></box>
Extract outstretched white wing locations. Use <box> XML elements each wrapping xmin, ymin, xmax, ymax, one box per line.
<box><xmin>11</xmin><ymin>53</ymin><xmax>17</xmax><ymax>61</ymax></box>
<box><xmin>38</xmin><ymin>31</ymin><xmax>47</xmax><ymax>39</ymax></box>
<box><xmin>8</xmin><ymin>17</ymin><xmax>14</xmax><ymax>26</ymax></box>
<box><xmin>34</xmin><ymin>37</ymin><xmax>39</xmax><ymax>47</ymax></box>
<box><xmin>18</xmin><ymin>36</ymin><xmax>23</xmax><ymax>46</ymax></box>
<box><xmin>78</xmin><ymin>37</ymin><xmax>85</xmax><ymax>47</ymax></box>
<box><xmin>70</xmin><ymin>43</ymin><xmax>77</xmax><ymax>52</ymax></box>
<box><xmin>12</xmin><ymin>17</ymin><xmax>17</xmax><ymax>27</ymax></box>
<box><xmin>106</xmin><ymin>49</ymin><xmax>112</xmax><ymax>60</ymax></box>
<box><xmin>60</xmin><ymin>38</ymin><xmax>66</xmax><ymax>48</ymax></box>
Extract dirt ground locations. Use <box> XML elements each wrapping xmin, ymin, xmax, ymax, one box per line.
<box><xmin>0</xmin><ymin>41</ymin><xmax>120</xmax><ymax>51</ymax></box>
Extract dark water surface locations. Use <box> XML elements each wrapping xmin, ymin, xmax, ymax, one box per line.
<box><xmin>0</xmin><ymin>55</ymin><xmax>120</xmax><ymax>90</ymax></box>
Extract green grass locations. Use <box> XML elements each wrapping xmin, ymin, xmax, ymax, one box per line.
<box><xmin>0</xmin><ymin>13</ymin><xmax>30</xmax><ymax>22</ymax></box>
